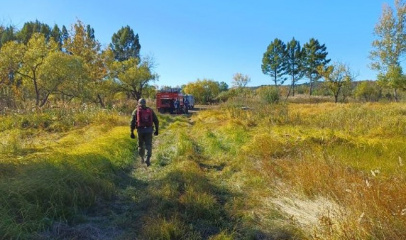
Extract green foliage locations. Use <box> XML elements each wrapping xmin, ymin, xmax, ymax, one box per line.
<box><xmin>262</xmin><ymin>38</ymin><xmax>287</xmax><ymax>86</ymax></box>
<box><xmin>377</xmin><ymin>65</ymin><xmax>406</xmax><ymax>101</ymax></box>
<box><xmin>302</xmin><ymin>38</ymin><xmax>330</xmax><ymax>95</ymax></box>
<box><xmin>354</xmin><ymin>81</ymin><xmax>382</xmax><ymax>101</ymax></box>
<box><xmin>370</xmin><ymin>1</ymin><xmax>406</xmax><ymax>99</ymax></box>
<box><xmin>109</xmin><ymin>57</ymin><xmax>158</xmax><ymax>100</ymax></box>
<box><xmin>256</xmin><ymin>86</ymin><xmax>280</xmax><ymax>104</ymax></box>
<box><xmin>16</xmin><ymin>20</ymin><xmax>52</xmax><ymax>44</ymax></box>
<box><xmin>0</xmin><ymin>25</ymin><xmax>17</xmax><ymax>47</ymax></box>
<box><xmin>318</xmin><ymin>62</ymin><xmax>354</xmax><ymax>103</ymax></box>
<box><xmin>183</xmin><ymin>79</ymin><xmax>220</xmax><ymax>104</ymax></box>
<box><xmin>218</xmin><ymin>81</ymin><xmax>229</xmax><ymax>92</ymax></box>
<box><xmin>215</xmin><ymin>89</ymin><xmax>237</xmax><ymax>102</ymax></box>
<box><xmin>261</xmin><ymin>37</ymin><xmax>332</xmax><ymax>97</ymax></box>
<box><xmin>110</xmin><ymin>25</ymin><xmax>141</xmax><ymax>61</ymax></box>
<box><xmin>0</xmin><ymin>19</ymin><xmax>156</xmax><ymax>109</ymax></box>
<box><xmin>286</xmin><ymin>37</ymin><xmax>305</xmax><ymax>96</ymax></box>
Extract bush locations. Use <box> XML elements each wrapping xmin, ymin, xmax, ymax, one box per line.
<box><xmin>256</xmin><ymin>86</ymin><xmax>280</xmax><ymax>104</ymax></box>
<box><xmin>354</xmin><ymin>81</ymin><xmax>382</xmax><ymax>102</ymax></box>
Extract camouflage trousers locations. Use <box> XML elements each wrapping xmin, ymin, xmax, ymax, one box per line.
<box><xmin>137</xmin><ymin>131</ymin><xmax>153</xmax><ymax>159</ymax></box>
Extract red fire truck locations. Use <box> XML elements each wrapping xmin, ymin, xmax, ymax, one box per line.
<box><xmin>156</xmin><ymin>88</ymin><xmax>185</xmax><ymax>113</ymax></box>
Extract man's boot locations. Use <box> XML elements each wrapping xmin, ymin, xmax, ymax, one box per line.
<box><xmin>146</xmin><ymin>157</ymin><xmax>151</xmax><ymax>167</ymax></box>
<box><xmin>141</xmin><ymin>156</ymin><xmax>145</xmax><ymax>164</ymax></box>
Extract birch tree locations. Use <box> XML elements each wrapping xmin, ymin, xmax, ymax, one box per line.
<box><xmin>370</xmin><ymin>0</ymin><xmax>406</xmax><ymax>101</ymax></box>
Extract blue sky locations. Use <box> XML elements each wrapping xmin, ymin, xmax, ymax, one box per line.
<box><xmin>0</xmin><ymin>0</ymin><xmax>390</xmax><ymax>87</ymax></box>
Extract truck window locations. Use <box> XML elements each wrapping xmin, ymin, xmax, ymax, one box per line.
<box><xmin>161</xmin><ymin>99</ymin><xmax>171</xmax><ymax>105</ymax></box>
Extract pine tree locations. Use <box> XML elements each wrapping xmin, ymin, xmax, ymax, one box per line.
<box><xmin>110</xmin><ymin>25</ymin><xmax>141</xmax><ymax>61</ymax></box>
<box><xmin>286</xmin><ymin>37</ymin><xmax>305</xmax><ymax>97</ymax></box>
<box><xmin>0</xmin><ymin>26</ymin><xmax>16</xmax><ymax>47</ymax></box>
<box><xmin>303</xmin><ymin>38</ymin><xmax>330</xmax><ymax>95</ymax></box>
<box><xmin>51</xmin><ymin>24</ymin><xmax>62</xmax><ymax>49</ymax></box>
<box><xmin>262</xmin><ymin>38</ymin><xmax>287</xmax><ymax>86</ymax></box>
<box><xmin>17</xmin><ymin>20</ymin><xmax>51</xmax><ymax>44</ymax></box>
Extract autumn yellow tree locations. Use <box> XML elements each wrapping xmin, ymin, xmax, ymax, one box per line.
<box><xmin>0</xmin><ymin>33</ymin><xmax>59</xmax><ymax>107</ymax></box>
<box><xmin>63</xmin><ymin>20</ymin><xmax>108</xmax><ymax>106</ymax></box>
<box><xmin>0</xmin><ymin>41</ymin><xmax>24</xmax><ymax>107</ymax></box>
<box><xmin>370</xmin><ymin>0</ymin><xmax>406</xmax><ymax>100</ymax></box>
<box><xmin>317</xmin><ymin>62</ymin><xmax>354</xmax><ymax>103</ymax></box>
<box><xmin>183</xmin><ymin>79</ymin><xmax>220</xmax><ymax>104</ymax></box>
<box><xmin>39</xmin><ymin>51</ymin><xmax>88</xmax><ymax>103</ymax></box>
<box><xmin>109</xmin><ymin>56</ymin><xmax>158</xmax><ymax>100</ymax></box>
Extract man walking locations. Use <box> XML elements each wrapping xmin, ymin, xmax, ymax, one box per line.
<box><xmin>130</xmin><ymin>98</ymin><xmax>159</xmax><ymax>167</ymax></box>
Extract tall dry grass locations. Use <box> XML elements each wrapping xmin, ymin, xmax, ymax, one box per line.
<box><xmin>213</xmin><ymin>101</ymin><xmax>406</xmax><ymax>239</ymax></box>
<box><xmin>1</xmin><ymin>100</ymin><xmax>405</xmax><ymax>239</ymax></box>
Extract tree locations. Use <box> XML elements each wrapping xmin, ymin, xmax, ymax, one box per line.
<box><xmin>0</xmin><ymin>42</ymin><xmax>24</xmax><ymax>85</ymax></box>
<box><xmin>354</xmin><ymin>81</ymin><xmax>382</xmax><ymax>102</ymax></box>
<box><xmin>21</xmin><ymin>33</ymin><xmax>59</xmax><ymax>107</ymax></box>
<box><xmin>183</xmin><ymin>79</ymin><xmax>220</xmax><ymax>104</ymax></box>
<box><xmin>0</xmin><ymin>40</ymin><xmax>23</xmax><ymax>107</ymax></box>
<box><xmin>232</xmin><ymin>73</ymin><xmax>251</xmax><ymax>88</ymax></box>
<box><xmin>109</xmin><ymin>56</ymin><xmax>158</xmax><ymax>100</ymax></box>
<box><xmin>261</xmin><ymin>38</ymin><xmax>287</xmax><ymax>86</ymax></box>
<box><xmin>286</xmin><ymin>37</ymin><xmax>305</xmax><ymax>97</ymax></box>
<box><xmin>318</xmin><ymin>62</ymin><xmax>354</xmax><ymax>103</ymax></box>
<box><xmin>219</xmin><ymin>81</ymin><xmax>229</xmax><ymax>92</ymax></box>
<box><xmin>64</xmin><ymin>20</ymin><xmax>107</xmax><ymax>106</ymax></box>
<box><xmin>0</xmin><ymin>33</ymin><xmax>59</xmax><ymax>107</ymax></box>
<box><xmin>61</xmin><ymin>25</ymin><xmax>69</xmax><ymax>46</ymax></box>
<box><xmin>16</xmin><ymin>20</ymin><xmax>52</xmax><ymax>44</ymax></box>
<box><xmin>39</xmin><ymin>51</ymin><xmax>88</xmax><ymax>103</ymax></box>
<box><xmin>302</xmin><ymin>38</ymin><xmax>330</xmax><ymax>95</ymax></box>
<box><xmin>377</xmin><ymin>64</ymin><xmax>406</xmax><ymax>99</ymax></box>
<box><xmin>0</xmin><ymin>26</ymin><xmax>16</xmax><ymax>47</ymax></box>
<box><xmin>50</xmin><ymin>24</ymin><xmax>62</xmax><ymax>49</ymax></box>
<box><xmin>110</xmin><ymin>25</ymin><xmax>141</xmax><ymax>61</ymax></box>
<box><xmin>370</xmin><ymin>0</ymin><xmax>406</xmax><ymax>101</ymax></box>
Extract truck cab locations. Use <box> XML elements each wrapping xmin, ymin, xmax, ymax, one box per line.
<box><xmin>156</xmin><ymin>88</ymin><xmax>184</xmax><ymax>113</ymax></box>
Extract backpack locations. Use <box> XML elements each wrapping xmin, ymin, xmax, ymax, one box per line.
<box><xmin>137</xmin><ymin>107</ymin><xmax>153</xmax><ymax>127</ymax></box>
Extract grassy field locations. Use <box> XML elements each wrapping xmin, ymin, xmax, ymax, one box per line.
<box><xmin>0</xmin><ymin>100</ymin><xmax>405</xmax><ymax>239</ymax></box>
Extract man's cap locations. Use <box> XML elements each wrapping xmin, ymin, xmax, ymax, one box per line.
<box><xmin>138</xmin><ymin>98</ymin><xmax>146</xmax><ymax>106</ymax></box>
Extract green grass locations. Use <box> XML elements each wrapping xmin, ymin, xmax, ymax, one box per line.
<box><xmin>1</xmin><ymin>101</ymin><xmax>405</xmax><ymax>239</ymax></box>
<box><xmin>0</xmin><ymin>107</ymin><xmax>135</xmax><ymax>238</ymax></box>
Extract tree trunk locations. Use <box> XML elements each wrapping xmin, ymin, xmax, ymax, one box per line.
<box><xmin>97</xmin><ymin>94</ymin><xmax>105</xmax><ymax>108</ymax></box>
<box><xmin>309</xmin><ymin>80</ymin><xmax>313</xmax><ymax>96</ymax></box>
<box><xmin>286</xmin><ymin>84</ymin><xmax>293</xmax><ymax>100</ymax></box>
<box><xmin>394</xmin><ymin>88</ymin><xmax>398</xmax><ymax>102</ymax></box>
<box><xmin>33</xmin><ymin>78</ymin><xmax>40</xmax><ymax>106</ymax></box>
<box><xmin>334</xmin><ymin>92</ymin><xmax>339</xmax><ymax>103</ymax></box>
<box><xmin>39</xmin><ymin>93</ymin><xmax>50</xmax><ymax>108</ymax></box>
